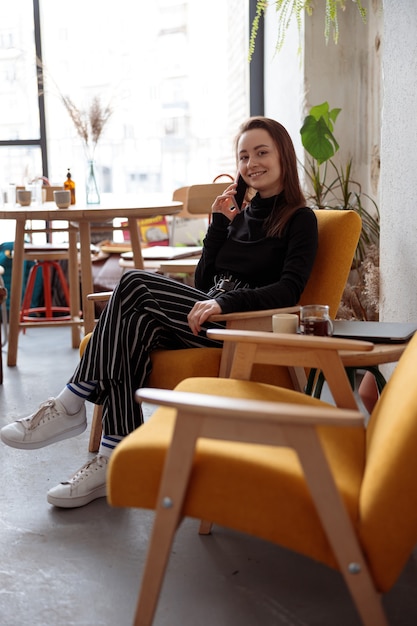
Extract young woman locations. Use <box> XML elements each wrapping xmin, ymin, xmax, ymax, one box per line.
<box><xmin>1</xmin><ymin>117</ymin><xmax>318</xmax><ymax>508</ymax></box>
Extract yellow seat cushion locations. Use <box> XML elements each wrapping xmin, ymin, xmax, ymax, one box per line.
<box><xmin>108</xmin><ymin>377</ymin><xmax>365</xmax><ymax>570</ymax></box>
<box><xmin>81</xmin><ymin>338</ymin><xmax>296</xmax><ymax>391</ymax></box>
<box><xmin>147</xmin><ymin>348</ymin><xmax>222</xmax><ymax>389</ymax></box>
<box><xmin>148</xmin><ymin>348</ymin><xmax>296</xmax><ymax>389</ymax></box>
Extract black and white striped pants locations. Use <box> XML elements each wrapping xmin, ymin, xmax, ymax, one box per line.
<box><xmin>69</xmin><ymin>271</ymin><xmax>224</xmax><ymax>436</ymax></box>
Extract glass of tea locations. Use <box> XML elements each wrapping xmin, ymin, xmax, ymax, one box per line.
<box><xmin>300</xmin><ymin>304</ymin><xmax>333</xmax><ymax>337</ymax></box>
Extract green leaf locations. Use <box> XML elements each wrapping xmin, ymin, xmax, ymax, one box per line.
<box><xmin>308</xmin><ymin>102</ymin><xmax>341</xmax><ymax>132</ymax></box>
<box><xmin>300</xmin><ymin>115</ymin><xmax>339</xmax><ymax>164</ymax></box>
<box><xmin>329</xmin><ymin>106</ymin><xmax>342</xmax><ymax>125</ymax></box>
<box><xmin>309</xmin><ymin>101</ymin><xmax>330</xmax><ymax>122</ymax></box>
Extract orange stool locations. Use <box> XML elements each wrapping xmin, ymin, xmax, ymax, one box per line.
<box><xmin>20</xmin><ymin>256</ymin><xmax>71</xmax><ymax>322</ymax></box>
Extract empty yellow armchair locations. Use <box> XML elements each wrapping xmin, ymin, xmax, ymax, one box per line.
<box><xmin>108</xmin><ymin>331</ymin><xmax>417</xmax><ymax>626</ymax></box>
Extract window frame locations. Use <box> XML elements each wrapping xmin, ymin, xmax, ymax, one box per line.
<box><xmin>0</xmin><ymin>0</ymin><xmax>49</xmax><ymax>178</ymax></box>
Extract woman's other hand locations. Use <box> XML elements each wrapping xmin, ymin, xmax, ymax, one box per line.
<box><xmin>188</xmin><ymin>299</ymin><xmax>222</xmax><ymax>335</ymax></box>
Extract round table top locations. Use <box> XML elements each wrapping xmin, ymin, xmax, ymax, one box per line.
<box><xmin>0</xmin><ymin>196</ymin><xmax>183</xmax><ymax>221</ymax></box>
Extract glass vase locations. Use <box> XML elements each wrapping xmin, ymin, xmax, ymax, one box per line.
<box><xmin>86</xmin><ymin>160</ymin><xmax>100</xmax><ymax>205</ymax></box>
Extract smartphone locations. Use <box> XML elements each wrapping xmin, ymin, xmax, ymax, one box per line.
<box><xmin>232</xmin><ymin>173</ymin><xmax>248</xmax><ymax>212</ymax></box>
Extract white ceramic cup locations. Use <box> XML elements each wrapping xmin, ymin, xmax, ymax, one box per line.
<box><xmin>53</xmin><ymin>189</ymin><xmax>71</xmax><ymax>209</ymax></box>
<box><xmin>272</xmin><ymin>313</ymin><xmax>299</xmax><ymax>334</ymax></box>
<box><xmin>16</xmin><ymin>189</ymin><xmax>32</xmax><ymax>206</ymax></box>
<box><xmin>7</xmin><ymin>184</ymin><xmax>16</xmax><ymax>206</ymax></box>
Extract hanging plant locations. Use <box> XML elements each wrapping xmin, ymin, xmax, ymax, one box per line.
<box><xmin>249</xmin><ymin>0</ymin><xmax>368</xmax><ymax>60</ymax></box>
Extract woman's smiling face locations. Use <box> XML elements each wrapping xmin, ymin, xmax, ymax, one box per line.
<box><xmin>237</xmin><ymin>127</ymin><xmax>283</xmax><ymax>198</ymax></box>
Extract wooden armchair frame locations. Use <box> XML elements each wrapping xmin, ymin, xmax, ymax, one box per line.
<box><xmin>130</xmin><ymin>388</ymin><xmax>385</xmax><ymax>626</ymax></box>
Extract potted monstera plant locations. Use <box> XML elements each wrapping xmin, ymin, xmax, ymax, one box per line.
<box><xmin>300</xmin><ymin>101</ymin><xmax>379</xmax><ymax>268</ymax></box>
<box><xmin>300</xmin><ymin>102</ymin><xmax>380</xmax><ymax>320</ymax></box>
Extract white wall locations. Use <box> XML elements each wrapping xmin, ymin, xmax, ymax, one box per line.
<box><xmin>303</xmin><ymin>2</ymin><xmax>382</xmax><ymax>199</ymax></box>
<box><xmin>263</xmin><ymin>1</ymin><xmax>417</xmax><ymax>379</ymax></box>
<box><xmin>380</xmin><ymin>0</ymin><xmax>417</xmax><ymax>323</ymax></box>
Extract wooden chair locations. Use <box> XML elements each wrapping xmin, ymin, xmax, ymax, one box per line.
<box><xmin>108</xmin><ymin>330</ymin><xmax>417</xmax><ymax>626</ymax></box>
<box><xmin>119</xmin><ymin>181</ymin><xmax>231</xmax><ymax>277</ymax></box>
<box><xmin>44</xmin><ymin>185</ymin><xmax>64</xmax><ymax>201</ymax></box>
<box><xmin>171</xmin><ymin>180</ymin><xmax>232</xmax><ymax>225</ymax></box>
<box><xmin>82</xmin><ymin>209</ymin><xmax>362</xmax><ymax>452</ymax></box>
<box><xmin>156</xmin><ymin>181</ymin><xmax>232</xmax><ymax>280</ymax></box>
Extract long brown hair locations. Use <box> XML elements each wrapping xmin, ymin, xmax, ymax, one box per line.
<box><xmin>234</xmin><ymin>117</ymin><xmax>306</xmax><ymax>237</ymax></box>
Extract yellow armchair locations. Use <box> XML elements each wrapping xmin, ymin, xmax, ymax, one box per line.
<box><xmin>83</xmin><ymin>209</ymin><xmax>362</xmax><ymax>451</ymax></box>
<box><xmin>108</xmin><ymin>330</ymin><xmax>417</xmax><ymax>626</ymax></box>
<box><xmin>150</xmin><ymin>208</ymin><xmax>362</xmax><ymax>387</ymax></box>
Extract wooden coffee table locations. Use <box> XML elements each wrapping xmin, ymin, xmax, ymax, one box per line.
<box><xmin>307</xmin><ymin>342</ymin><xmax>408</xmax><ymax>398</ymax></box>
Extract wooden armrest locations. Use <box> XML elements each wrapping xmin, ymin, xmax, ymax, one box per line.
<box><xmin>209</xmin><ymin>306</ymin><xmax>300</xmax><ymax>323</ymax></box>
<box><xmin>87</xmin><ymin>291</ymin><xmax>113</xmax><ymax>302</ymax></box>
<box><xmin>84</xmin><ymin>299</ymin><xmax>300</xmax><ymax>322</ymax></box>
<box><xmin>206</xmin><ymin>328</ymin><xmax>374</xmax><ymax>353</ymax></box>
<box><xmin>205</xmin><ymin>328</ymin><xmax>373</xmax><ymax>410</ymax></box>
<box><xmin>136</xmin><ymin>387</ymin><xmax>363</xmax><ymax>428</ymax></box>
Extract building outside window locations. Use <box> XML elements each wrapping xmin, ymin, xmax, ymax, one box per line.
<box><xmin>0</xmin><ymin>0</ymin><xmax>43</xmax><ymax>188</ymax></box>
<box><xmin>0</xmin><ymin>0</ymin><xmax>250</xmax><ymax>206</ymax></box>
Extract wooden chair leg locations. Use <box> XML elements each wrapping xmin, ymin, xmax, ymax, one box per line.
<box><xmin>89</xmin><ymin>404</ymin><xmax>103</xmax><ymax>452</ymax></box>
<box><xmin>132</xmin><ymin>411</ymin><xmax>201</xmax><ymax>626</ymax></box>
<box><xmin>291</xmin><ymin>424</ymin><xmax>389</xmax><ymax>626</ymax></box>
<box><xmin>198</xmin><ymin>520</ymin><xmax>213</xmax><ymax>535</ymax></box>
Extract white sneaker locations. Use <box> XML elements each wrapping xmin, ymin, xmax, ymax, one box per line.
<box><xmin>0</xmin><ymin>398</ymin><xmax>87</xmax><ymax>450</ymax></box>
<box><xmin>47</xmin><ymin>455</ymin><xmax>108</xmax><ymax>508</ymax></box>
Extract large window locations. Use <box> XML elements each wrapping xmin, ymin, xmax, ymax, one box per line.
<box><xmin>0</xmin><ymin>0</ymin><xmax>250</xmax><ymax>204</ymax></box>
<box><xmin>0</xmin><ymin>0</ymin><xmax>45</xmax><ymax>185</ymax></box>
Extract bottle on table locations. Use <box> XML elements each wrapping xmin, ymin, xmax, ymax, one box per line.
<box><xmin>64</xmin><ymin>169</ymin><xmax>76</xmax><ymax>204</ymax></box>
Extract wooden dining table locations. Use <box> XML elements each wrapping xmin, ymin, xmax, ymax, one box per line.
<box><xmin>0</xmin><ymin>195</ymin><xmax>183</xmax><ymax>367</ymax></box>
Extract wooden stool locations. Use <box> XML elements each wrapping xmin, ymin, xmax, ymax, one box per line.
<box><xmin>20</xmin><ymin>252</ymin><xmax>71</xmax><ymax>322</ymax></box>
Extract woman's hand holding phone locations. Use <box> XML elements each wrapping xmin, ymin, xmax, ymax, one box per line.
<box><xmin>211</xmin><ymin>174</ymin><xmax>248</xmax><ymax>221</ymax></box>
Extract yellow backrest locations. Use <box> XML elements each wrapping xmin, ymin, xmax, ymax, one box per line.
<box><xmin>165</xmin><ymin>202</ymin><xmax>361</xmax><ymax>320</ymax></box>
<box><xmin>359</xmin><ymin>332</ymin><xmax>417</xmax><ymax>591</ymax></box>
<box><xmin>301</xmin><ymin>210</ymin><xmax>362</xmax><ymax>319</ymax></box>
<box><xmin>148</xmin><ymin>209</ymin><xmax>361</xmax><ymax>391</ymax></box>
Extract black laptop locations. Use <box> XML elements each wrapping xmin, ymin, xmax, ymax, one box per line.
<box><xmin>332</xmin><ymin>320</ymin><xmax>417</xmax><ymax>344</ymax></box>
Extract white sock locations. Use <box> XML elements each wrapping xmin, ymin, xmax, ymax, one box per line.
<box><xmin>99</xmin><ymin>434</ymin><xmax>123</xmax><ymax>458</ymax></box>
<box><xmin>57</xmin><ymin>381</ymin><xmax>96</xmax><ymax>415</ymax></box>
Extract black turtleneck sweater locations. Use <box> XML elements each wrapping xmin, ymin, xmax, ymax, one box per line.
<box><xmin>194</xmin><ymin>192</ymin><xmax>318</xmax><ymax>314</ymax></box>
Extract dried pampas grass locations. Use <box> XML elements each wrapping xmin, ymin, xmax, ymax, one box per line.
<box><xmin>36</xmin><ymin>57</ymin><xmax>112</xmax><ymax>158</ymax></box>
<box><xmin>337</xmin><ymin>244</ymin><xmax>380</xmax><ymax>321</ymax></box>
<box><xmin>60</xmin><ymin>94</ymin><xmax>112</xmax><ymax>158</ymax></box>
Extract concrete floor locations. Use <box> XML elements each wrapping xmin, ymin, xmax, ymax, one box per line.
<box><xmin>1</xmin><ymin>326</ymin><xmax>417</xmax><ymax>626</ymax></box>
